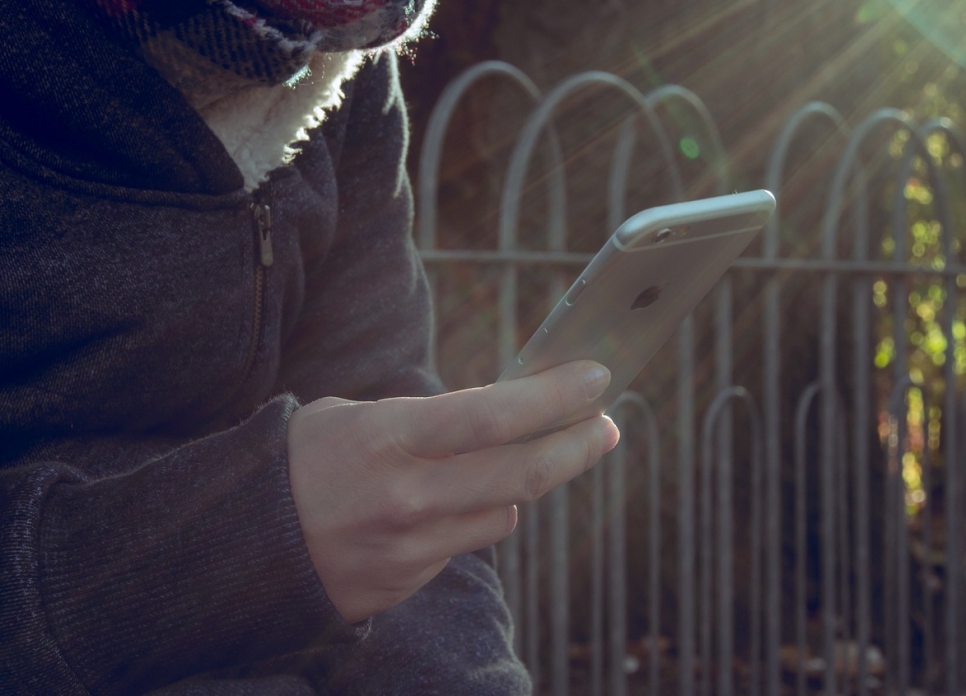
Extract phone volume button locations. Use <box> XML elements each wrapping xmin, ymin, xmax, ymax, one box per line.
<box><xmin>565</xmin><ymin>279</ymin><xmax>587</xmax><ymax>306</ymax></box>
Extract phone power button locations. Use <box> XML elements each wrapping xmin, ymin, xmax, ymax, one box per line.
<box><xmin>565</xmin><ymin>279</ymin><xmax>587</xmax><ymax>306</ymax></box>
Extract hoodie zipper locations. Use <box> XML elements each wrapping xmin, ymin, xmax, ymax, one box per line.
<box><xmin>238</xmin><ymin>198</ymin><xmax>274</xmax><ymax>388</ymax></box>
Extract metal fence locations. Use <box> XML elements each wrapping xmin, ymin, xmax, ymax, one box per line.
<box><xmin>414</xmin><ymin>61</ymin><xmax>966</xmax><ymax>696</ymax></box>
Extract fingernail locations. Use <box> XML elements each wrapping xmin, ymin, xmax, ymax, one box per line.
<box><xmin>600</xmin><ymin>416</ymin><xmax>620</xmax><ymax>453</ymax></box>
<box><xmin>583</xmin><ymin>365</ymin><xmax>611</xmax><ymax>400</ymax></box>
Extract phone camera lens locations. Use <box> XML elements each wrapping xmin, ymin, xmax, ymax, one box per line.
<box><xmin>654</xmin><ymin>228</ymin><xmax>672</xmax><ymax>243</ymax></box>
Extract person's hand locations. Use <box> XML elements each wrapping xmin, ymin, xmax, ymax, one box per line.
<box><xmin>286</xmin><ymin>360</ymin><xmax>620</xmax><ymax>624</ymax></box>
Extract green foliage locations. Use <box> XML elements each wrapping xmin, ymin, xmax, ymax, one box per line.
<box><xmin>856</xmin><ymin>0</ymin><xmax>891</xmax><ymax>24</ymax></box>
<box><xmin>863</xmin><ymin>3</ymin><xmax>966</xmax><ymax>512</ymax></box>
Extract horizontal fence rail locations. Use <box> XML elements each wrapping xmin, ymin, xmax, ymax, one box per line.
<box><xmin>415</xmin><ymin>61</ymin><xmax>966</xmax><ymax>696</ymax></box>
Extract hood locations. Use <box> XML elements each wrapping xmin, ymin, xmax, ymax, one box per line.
<box><xmin>0</xmin><ymin>0</ymin><xmax>434</xmax><ymax>196</ymax></box>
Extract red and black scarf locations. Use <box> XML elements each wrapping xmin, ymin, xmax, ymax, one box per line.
<box><xmin>85</xmin><ymin>0</ymin><xmax>433</xmax><ymax>87</ymax></box>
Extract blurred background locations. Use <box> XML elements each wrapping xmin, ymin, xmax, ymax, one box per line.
<box><xmin>397</xmin><ymin>1</ymin><xmax>966</xmax><ymax>694</ymax></box>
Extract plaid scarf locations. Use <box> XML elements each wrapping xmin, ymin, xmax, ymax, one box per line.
<box><xmin>86</xmin><ymin>0</ymin><xmax>433</xmax><ymax>90</ymax></box>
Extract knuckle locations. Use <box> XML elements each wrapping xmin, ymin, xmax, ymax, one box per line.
<box><xmin>551</xmin><ymin>378</ymin><xmax>573</xmax><ymax>416</ymax></box>
<box><xmin>468</xmin><ymin>398</ymin><xmax>508</xmax><ymax>445</ymax></box>
<box><xmin>583</xmin><ymin>433</ymin><xmax>599</xmax><ymax>472</ymax></box>
<box><xmin>381</xmin><ymin>486</ymin><xmax>433</xmax><ymax>530</ymax></box>
<box><xmin>346</xmin><ymin>402</ymin><xmax>389</xmax><ymax>454</ymax></box>
<box><xmin>542</xmin><ymin>366</ymin><xmax>579</xmax><ymax>410</ymax></box>
<box><xmin>523</xmin><ymin>450</ymin><xmax>554</xmax><ymax>501</ymax></box>
<box><xmin>392</xmin><ymin>398</ymin><xmax>428</xmax><ymax>455</ymax></box>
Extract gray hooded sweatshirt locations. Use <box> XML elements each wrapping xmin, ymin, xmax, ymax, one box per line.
<box><xmin>0</xmin><ymin>1</ymin><xmax>529</xmax><ymax>694</ymax></box>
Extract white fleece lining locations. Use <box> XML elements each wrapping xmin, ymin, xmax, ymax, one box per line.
<box><xmin>195</xmin><ymin>51</ymin><xmax>366</xmax><ymax>191</ymax></box>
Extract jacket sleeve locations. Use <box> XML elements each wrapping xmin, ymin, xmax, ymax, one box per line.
<box><xmin>0</xmin><ymin>397</ymin><xmax>367</xmax><ymax>696</ymax></box>
<box><xmin>276</xmin><ymin>54</ymin><xmax>532</xmax><ymax>694</ymax></box>
<box><xmin>318</xmin><ymin>549</ymin><xmax>532</xmax><ymax>695</ymax></box>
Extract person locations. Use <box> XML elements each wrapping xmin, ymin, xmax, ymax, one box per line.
<box><xmin>0</xmin><ymin>0</ymin><xmax>620</xmax><ymax>693</ymax></box>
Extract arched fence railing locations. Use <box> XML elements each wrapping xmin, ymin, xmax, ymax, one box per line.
<box><xmin>415</xmin><ymin>60</ymin><xmax>966</xmax><ymax>696</ymax></box>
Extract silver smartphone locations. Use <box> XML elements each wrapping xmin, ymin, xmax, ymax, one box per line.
<box><xmin>497</xmin><ymin>189</ymin><xmax>776</xmax><ymax>429</ymax></box>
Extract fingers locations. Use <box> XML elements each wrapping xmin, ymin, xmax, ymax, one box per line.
<box><xmin>394</xmin><ymin>361</ymin><xmax>612</xmax><ymax>458</ymax></box>
<box><xmin>292</xmin><ymin>396</ymin><xmax>354</xmax><ymax>418</ymax></box>
<box><xmin>426</xmin><ymin>417</ymin><xmax>618</xmax><ymax>560</ymax></box>
<box><xmin>344</xmin><ymin>416</ymin><xmax>617</xmax><ymax>569</ymax></box>
<box><xmin>330</xmin><ymin>505</ymin><xmax>521</xmax><ymax>623</ymax></box>
<box><xmin>417</xmin><ymin>415</ymin><xmax>620</xmax><ymax>517</ymax></box>
<box><xmin>416</xmin><ymin>504</ymin><xmax>521</xmax><ymax>564</ymax></box>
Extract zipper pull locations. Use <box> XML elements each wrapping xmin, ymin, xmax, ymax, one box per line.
<box><xmin>253</xmin><ymin>203</ymin><xmax>274</xmax><ymax>268</ymax></box>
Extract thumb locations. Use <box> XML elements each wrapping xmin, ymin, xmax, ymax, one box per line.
<box><xmin>293</xmin><ymin>396</ymin><xmax>357</xmax><ymax>419</ymax></box>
